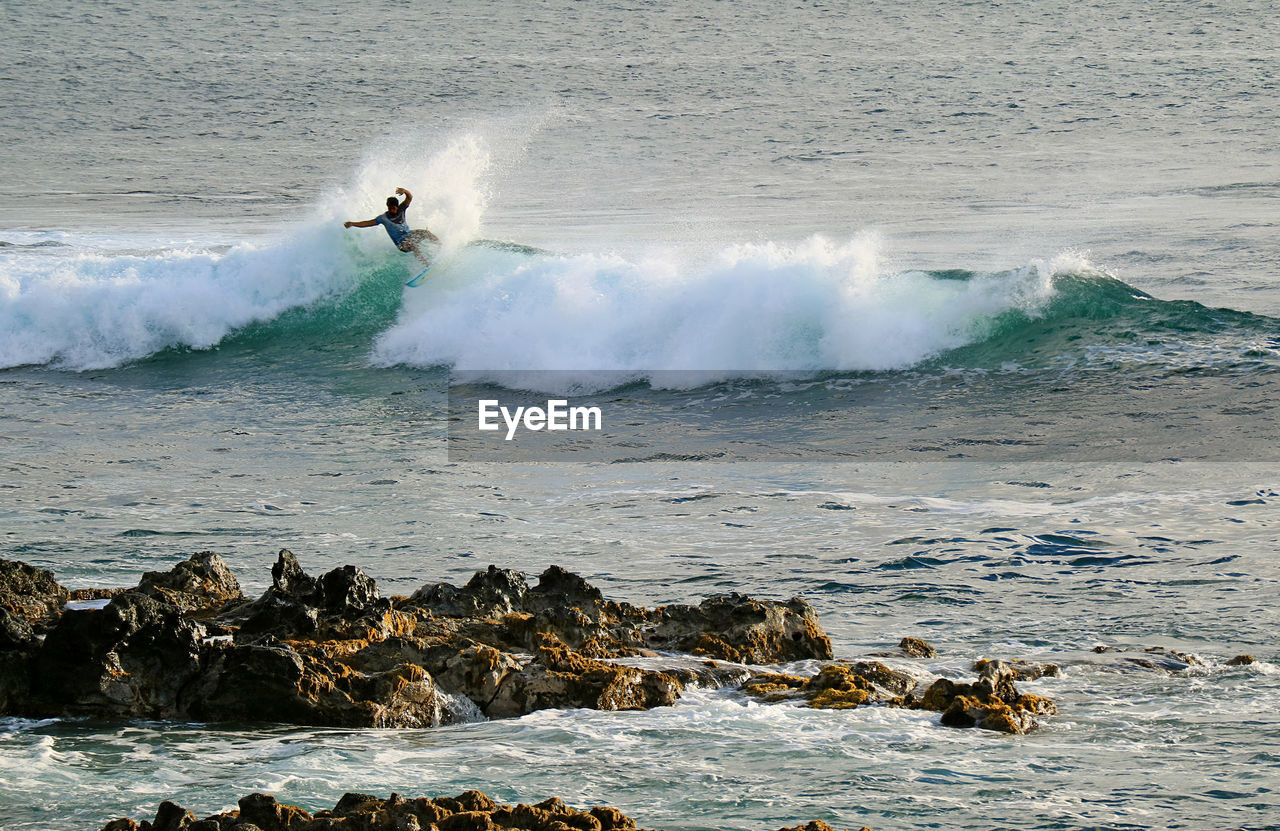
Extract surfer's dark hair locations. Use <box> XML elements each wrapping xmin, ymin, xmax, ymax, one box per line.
<box><xmin>386</xmin><ymin>196</ymin><xmax>399</xmax><ymax>208</ymax></box>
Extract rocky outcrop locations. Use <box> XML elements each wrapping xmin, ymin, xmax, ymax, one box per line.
<box><xmin>897</xmin><ymin>636</ymin><xmax>937</xmax><ymax>658</ymax></box>
<box><xmin>1</xmin><ymin>551</ymin><xmax>832</xmax><ymax>728</ymax></box>
<box><xmin>650</xmin><ymin>594</ymin><xmax>833</xmax><ymax>664</ymax></box>
<box><xmin>101</xmin><ymin>789</ymin><xmax>870</xmax><ymax>831</ymax></box>
<box><xmin>0</xmin><ymin>551</ymin><xmax>1069</xmax><ymax>736</ymax></box>
<box><xmin>913</xmin><ymin>660</ymin><xmax>1057</xmax><ymax>734</ymax></box>
<box><xmin>136</xmin><ymin>552</ymin><xmax>244</xmax><ymax>616</ymax></box>
<box><xmin>34</xmin><ymin>591</ymin><xmax>205</xmax><ymax>718</ymax></box>
<box><xmin>972</xmin><ymin>658</ymin><xmax>1060</xmax><ymax>680</ymax></box>
<box><xmin>0</xmin><ymin>558</ymin><xmax>68</xmax><ymax>628</ymax></box>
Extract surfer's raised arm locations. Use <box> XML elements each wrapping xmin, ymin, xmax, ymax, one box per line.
<box><xmin>342</xmin><ymin>189</ymin><xmax>434</xmax><ymax>267</ymax></box>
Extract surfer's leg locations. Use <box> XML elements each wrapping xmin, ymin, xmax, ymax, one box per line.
<box><xmin>399</xmin><ymin>237</ymin><xmax>431</xmax><ymax>265</ymax></box>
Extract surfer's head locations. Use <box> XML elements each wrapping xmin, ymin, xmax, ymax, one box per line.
<box><xmin>386</xmin><ymin>196</ymin><xmax>399</xmax><ymax>210</ymax></box>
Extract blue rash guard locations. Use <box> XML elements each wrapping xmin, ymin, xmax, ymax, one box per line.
<box><xmin>375</xmin><ymin>206</ymin><xmax>410</xmax><ymax>246</ymax></box>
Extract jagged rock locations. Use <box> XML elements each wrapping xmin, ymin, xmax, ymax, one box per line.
<box><xmin>0</xmin><ymin>558</ymin><xmax>68</xmax><ymax>627</ymax></box>
<box><xmin>104</xmin><ymin>789</ymin><xmax>861</xmax><ymax>831</ymax></box>
<box><xmin>973</xmin><ymin>658</ymin><xmax>1060</xmax><ymax>680</ymax></box>
<box><xmin>4</xmin><ymin>553</ymin><xmax>836</xmax><ymax>727</ymax></box>
<box><xmin>33</xmin><ymin>592</ymin><xmax>204</xmax><ymax>718</ymax></box>
<box><xmin>486</xmin><ymin>634</ymin><xmax>683</xmax><ymax>718</ymax></box>
<box><xmin>898</xmin><ymin>636</ymin><xmax>937</xmax><ymax>658</ymax></box>
<box><xmin>232</xmin><ymin>553</ymin><xmax>403</xmax><ymax>644</ymax></box>
<box><xmin>182</xmin><ymin>642</ymin><xmax>453</xmax><ymax>728</ymax></box>
<box><xmin>1226</xmin><ymin>654</ymin><xmax>1256</xmax><ymax>666</ymax></box>
<box><xmin>743</xmin><ymin>661</ymin><xmax>917</xmax><ymax>710</ymax></box>
<box><xmin>0</xmin><ymin>606</ymin><xmax>35</xmax><ymax>651</ymax></box>
<box><xmin>272</xmin><ymin>549</ymin><xmax>317</xmax><ymax>598</ymax></box>
<box><xmin>411</xmin><ymin>565</ymin><xmax>531</xmax><ymax>618</ymax></box>
<box><xmin>529</xmin><ymin>565</ymin><xmax>605</xmax><ymax>609</ymax></box>
<box><xmin>137</xmin><ymin>552</ymin><xmax>244</xmax><ymax>616</ymax></box>
<box><xmin>318</xmin><ymin>564</ymin><xmax>382</xmax><ymax>615</ymax></box>
<box><xmin>650</xmin><ymin>594</ymin><xmax>833</xmax><ymax>663</ymax></box>
<box><xmin>151</xmin><ymin>800</ymin><xmax>197</xmax><ymax>831</ymax></box>
<box><xmin>915</xmin><ymin>660</ymin><xmax>1056</xmax><ymax>734</ymax></box>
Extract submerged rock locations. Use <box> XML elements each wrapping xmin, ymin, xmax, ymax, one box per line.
<box><xmin>973</xmin><ymin>657</ymin><xmax>1061</xmax><ymax>680</ymax></box>
<box><xmin>744</xmin><ymin>657</ymin><xmax>1057</xmax><ymax>734</ymax></box>
<box><xmin>102</xmin><ymin>789</ymin><xmax>868</xmax><ymax>831</ymax></box>
<box><xmin>744</xmin><ymin>661</ymin><xmax>919</xmax><ymax>711</ymax></box>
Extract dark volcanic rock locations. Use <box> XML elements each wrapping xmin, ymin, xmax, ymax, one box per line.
<box><xmin>915</xmin><ymin>659</ymin><xmax>1056</xmax><ymax>734</ymax></box>
<box><xmin>102</xmin><ymin>789</ymin><xmax>861</xmax><ymax>831</ymax></box>
<box><xmin>651</xmin><ymin>593</ymin><xmax>833</xmax><ymax>663</ymax></box>
<box><xmin>411</xmin><ymin>564</ymin><xmax>531</xmax><ymax>618</ymax></box>
<box><xmin>0</xmin><ymin>558</ymin><xmax>68</xmax><ymax>627</ymax></box>
<box><xmin>272</xmin><ymin>548</ymin><xmax>318</xmax><ymax>598</ymax></box>
<box><xmin>973</xmin><ymin>657</ymin><xmax>1060</xmax><ymax>680</ymax></box>
<box><xmin>898</xmin><ymin>636</ymin><xmax>937</xmax><ymax>658</ymax></box>
<box><xmin>137</xmin><ymin>551</ymin><xmax>244</xmax><ymax>616</ymax></box>
<box><xmin>233</xmin><ymin>551</ymin><xmax>401</xmax><ymax>643</ymax></box>
<box><xmin>530</xmin><ymin>564</ymin><xmax>605</xmax><ymax>609</ymax></box>
<box><xmin>2</xmin><ymin>551</ymin><xmax>841</xmax><ymax>729</ymax></box>
<box><xmin>34</xmin><ymin>592</ymin><xmax>205</xmax><ymax>718</ymax></box>
<box><xmin>0</xmin><ymin>606</ymin><xmax>35</xmax><ymax>651</ymax></box>
<box><xmin>743</xmin><ymin>660</ymin><xmax>918</xmax><ymax>710</ymax></box>
<box><xmin>318</xmin><ymin>564</ymin><xmax>382</xmax><ymax>615</ymax></box>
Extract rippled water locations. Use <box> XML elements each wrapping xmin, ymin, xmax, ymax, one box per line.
<box><xmin>3</xmin><ymin>0</ymin><xmax>1280</xmax><ymax>828</ymax></box>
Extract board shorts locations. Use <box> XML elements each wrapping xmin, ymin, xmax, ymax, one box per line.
<box><xmin>398</xmin><ymin>229</ymin><xmax>433</xmax><ymax>251</ymax></box>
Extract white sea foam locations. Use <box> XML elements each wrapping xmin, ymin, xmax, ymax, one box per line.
<box><xmin>0</xmin><ymin>226</ymin><xmax>364</xmax><ymax>371</ymax></box>
<box><xmin>372</xmin><ymin>236</ymin><xmax>1067</xmax><ymax>391</ymax></box>
<box><xmin>0</xmin><ymin>133</ymin><xmax>497</xmax><ymax>371</ymax></box>
<box><xmin>2</xmin><ymin>123</ymin><xmax>1088</xmax><ymax>380</ymax></box>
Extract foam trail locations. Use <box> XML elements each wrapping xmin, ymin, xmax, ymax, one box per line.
<box><xmin>371</xmin><ymin>236</ymin><xmax>1062</xmax><ymax>390</ymax></box>
<box><xmin>0</xmin><ymin>224</ymin><xmax>365</xmax><ymax>370</ymax></box>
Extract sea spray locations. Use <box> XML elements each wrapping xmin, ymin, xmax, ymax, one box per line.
<box><xmin>0</xmin><ymin>225</ymin><xmax>367</xmax><ymax>371</ymax></box>
<box><xmin>370</xmin><ymin>235</ymin><xmax>1065</xmax><ymax>390</ymax></box>
<box><xmin>323</xmin><ymin>132</ymin><xmax>496</xmax><ymax>251</ymax></box>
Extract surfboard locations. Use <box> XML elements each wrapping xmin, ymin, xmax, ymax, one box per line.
<box><xmin>405</xmin><ymin>263</ymin><xmax>433</xmax><ymax>287</ymax></box>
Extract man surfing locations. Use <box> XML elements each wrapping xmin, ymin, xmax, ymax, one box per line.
<box><xmin>343</xmin><ymin>187</ymin><xmax>438</xmax><ymax>265</ymax></box>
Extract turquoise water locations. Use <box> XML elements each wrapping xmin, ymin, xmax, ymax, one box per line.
<box><xmin>3</xmin><ymin>0</ymin><xmax>1280</xmax><ymax>828</ymax></box>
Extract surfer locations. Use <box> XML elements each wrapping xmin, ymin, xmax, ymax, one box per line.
<box><xmin>343</xmin><ymin>187</ymin><xmax>438</xmax><ymax>265</ymax></box>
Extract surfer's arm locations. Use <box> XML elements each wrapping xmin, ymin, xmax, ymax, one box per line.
<box><xmin>395</xmin><ymin>187</ymin><xmax>412</xmax><ymax>208</ymax></box>
<box><xmin>344</xmin><ymin>218</ymin><xmax>379</xmax><ymax>228</ymax></box>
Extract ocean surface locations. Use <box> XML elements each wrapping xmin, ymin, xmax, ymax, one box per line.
<box><xmin>2</xmin><ymin>0</ymin><xmax>1279</xmax><ymax>828</ymax></box>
